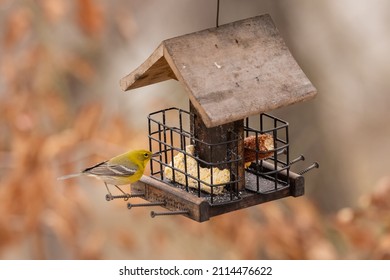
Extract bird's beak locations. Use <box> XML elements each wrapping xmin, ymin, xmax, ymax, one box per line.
<box><xmin>152</xmin><ymin>152</ymin><xmax>161</xmax><ymax>157</ymax></box>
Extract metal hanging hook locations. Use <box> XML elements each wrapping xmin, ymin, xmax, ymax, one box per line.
<box><xmin>216</xmin><ymin>0</ymin><xmax>220</xmax><ymax>27</ymax></box>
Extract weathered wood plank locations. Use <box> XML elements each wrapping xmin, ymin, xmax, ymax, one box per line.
<box><xmin>132</xmin><ymin>175</ymin><xmax>210</xmax><ymax>222</ymax></box>
<box><xmin>131</xmin><ymin>166</ymin><xmax>303</xmax><ymax>222</ymax></box>
<box><xmin>190</xmin><ymin>102</ymin><xmax>245</xmax><ymax>191</ymax></box>
<box><xmin>209</xmin><ymin>187</ymin><xmax>291</xmax><ymax>218</ymax></box>
<box><xmin>121</xmin><ymin>14</ymin><xmax>317</xmax><ymax>128</ymax></box>
<box><xmin>210</xmin><ymin>167</ymin><xmax>303</xmax><ymax>217</ymax></box>
<box><xmin>163</xmin><ymin>14</ymin><xmax>317</xmax><ymax>127</ymax></box>
<box><xmin>120</xmin><ymin>44</ymin><xmax>176</xmax><ymax>91</ymax></box>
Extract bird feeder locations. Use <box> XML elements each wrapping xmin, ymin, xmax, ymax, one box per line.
<box><xmin>119</xmin><ymin>14</ymin><xmax>318</xmax><ymax>222</ymax></box>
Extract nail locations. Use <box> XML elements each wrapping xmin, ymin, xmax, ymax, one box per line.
<box><xmin>298</xmin><ymin>162</ymin><xmax>319</xmax><ymax>175</ymax></box>
<box><xmin>150</xmin><ymin>210</ymin><xmax>189</xmax><ymax>218</ymax></box>
<box><xmin>127</xmin><ymin>201</ymin><xmax>166</xmax><ymax>209</ymax></box>
<box><xmin>290</xmin><ymin>154</ymin><xmax>305</xmax><ymax>165</ymax></box>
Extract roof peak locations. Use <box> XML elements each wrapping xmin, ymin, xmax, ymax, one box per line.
<box><xmin>121</xmin><ymin>14</ymin><xmax>316</xmax><ymax>127</ymax></box>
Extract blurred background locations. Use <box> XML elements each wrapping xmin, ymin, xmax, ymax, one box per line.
<box><xmin>1</xmin><ymin>0</ymin><xmax>389</xmax><ymax>259</ymax></box>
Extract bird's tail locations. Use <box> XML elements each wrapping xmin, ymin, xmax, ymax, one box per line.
<box><xmin>57</xmin><ymin>173</ymin><xmax>81</xmax><ymax>180</ymax></box>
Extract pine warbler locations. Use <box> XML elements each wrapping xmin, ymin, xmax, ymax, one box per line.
<box><xmin>58</xmin><ymin>149</ymin><xmax>158</xmax><ymax>200</ymax></box>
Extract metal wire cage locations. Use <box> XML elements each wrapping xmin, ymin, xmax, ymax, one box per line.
<box><xmin>148</xmin><ymin>107</ymin><xmax>291</xmax><ymax>205</ymax></box>
<box><xmin>148</xmin><ymin>108</ymin><xmax>242</xmax><ymax>204</ymax></box>
<box><xmin>244</xmin><ymin>113</ymin><xmax>290</xmax><ymax>193</ymax></box>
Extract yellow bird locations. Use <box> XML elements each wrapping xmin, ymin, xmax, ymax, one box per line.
<box><xmin>58</xmin><ymin>149</ymin><xmax>158</xmax><ymax>200</ymax></box>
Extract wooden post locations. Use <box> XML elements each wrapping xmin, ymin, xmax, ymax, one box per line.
<box><xmin>190</xmin><ymin>102</ymin><xmax>245</xmax><ymax>191</ymax></box>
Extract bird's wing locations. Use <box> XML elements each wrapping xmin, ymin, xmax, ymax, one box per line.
<box><xmin>82</xmin><ymin>161</ymin><xmax>137</xmax><ymax>177</ymax></box>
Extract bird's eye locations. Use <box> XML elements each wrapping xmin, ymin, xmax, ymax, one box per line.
<box><xmin>144</xmin><ymin>153</ymin><xmax>149</xmax><ymax>157</ymax></box>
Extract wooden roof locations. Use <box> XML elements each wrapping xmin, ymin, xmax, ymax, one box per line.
<box><xmin>120</xmin><ymin>14</ymin><xmax>317</xmax><ymax>128</ymax></box>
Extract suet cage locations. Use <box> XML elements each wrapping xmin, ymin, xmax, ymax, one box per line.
<box><xmin>148</xmin><ymin>107</ymin><xmax>294</xmax><ymax>203</ymax></box>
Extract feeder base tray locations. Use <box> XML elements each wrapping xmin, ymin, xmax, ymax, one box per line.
<box><xmin>130</xmin><ymin>167</ymin><xmax>304</xmax><ymax>222</ymax></box>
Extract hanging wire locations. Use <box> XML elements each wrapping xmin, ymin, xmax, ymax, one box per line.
<box><xmin>216</xmin><ymin>0</ymin><xmax>220</xmax><ymax>27</ymax></box>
